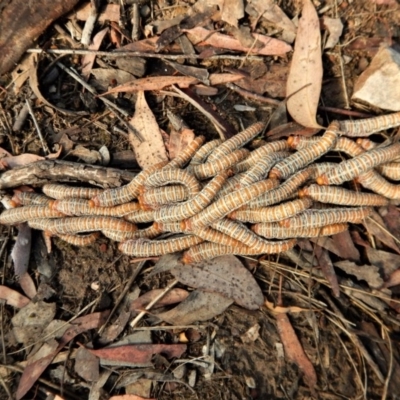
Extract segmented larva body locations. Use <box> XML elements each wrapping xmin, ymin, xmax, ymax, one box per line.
<box><xmin>279</xmin><ymin>207</ymin><xmax>372</xmax><ymax>229</ymax></box>
<box><xmin>233</xmin><ymin>140</ymin><xmax>290</xmax><ymax>173</ymax></box>
<box><xmin>228</xmin><ymin>197</ymin><xmax>313</xmax><ymax>223</ymax></box>
<box><xmin>192</xmin><ymin>227</ymin><xmax>243</xmax><ymax>247</ymax></box>
<box><xmin>0</xmin><ymin>206</ymin><xmax>64</xmax><ymax>225</ymax></box>
<box><xmin>184</xmin><ymin>178</ymin><xmax>279</xmax><ymax>230</ymax></box>
<box><xmin>378</xmin><ymin>163</ymin><xmax>400</xmax><ymax>181</ymax></box>
<box><xmin>210</xmin><ymin>217</ymin><xmax>294</xmax><ymax>253</ymax></box>
<box><xmin>317</xmin><ymin>143</ymin><xmax>400</xmax><ymax>186</ymax></box>
<box><xmin>357</xmin><ymin>170</ymin><xmax>400</xmax><ymax>200</ymax></box>
<box><xmin>139</xmin><ymin>186</ymin><xmax>188</xmax><ymax>209</ymax></box>
<box><xmin>339</xmin><ymin>111</ymin><xmax>400</xmax><ymax>137</ymax></box>
<box><xmin>28</xmin><ymin>216</ymin><xmax>137</xmax><ymax>234</ymax></box>
<box><xmin>145</xmin><ymin>168</ymin><xmax>201</xmax><ymax>198</ymax></box>
<box><xmin>269</xmin><ymin>121</ymin><xmax>340</xmax><ymax>180</ymax></box>
<box><xmin>118</xmin><ymin>235</ymin><xmax>204</xmax><ymax>257</ymax></box>
<box><xmin>12</xmin><ymin>192</ymin><xmax>52</xmax><ymax>206</ymax></box>
<box><xmin>102</xmin><ymin>224</ymin><xmax>162</xmax><ymax>241</ymax></box>
<box><xmin>252</xmin><ymin>222</ymin><xmax>348</xmax><ymax>239</ymax></box>
<box><xmin>182</xmin><ymin>239</ymin><xmax>296</xmax><ymax>264</ymax></box>
<box><xmin>246</xmin><ymin>167</ymin><xmax>313</xmax><ymax>208</ymax></box>
<box><xmin>124</xmin><ymin>210</ymin><xmax>155</xmax><ymax>223</ymax></box>
<box><xmin>153</xmin><ymin>221</ymin><xmax>183</xmax><ymax>233</ymax></box>
<box><xmin>152</xmin><ymin>170</ymin><xmax>231</xmax><ymax>222</ymax></box>
<box><xmin>238</xmin><ymin>151</ymin><xmax>291</xmax><ymax>187</ymax></box>
<box><xmin>167</xmin><ymin>136</ymin><xmax>205</xmax><ymax>168</ymax></box>
<box><xmin>188</xmin><ymin>149</ymin><xmax>249</xmax><ymax>180</ymax></box>
<box><xmin>56</xmin><ymin>233</ymin><xmax>100</xmax><ymax>246</ymax></box>
<box><xmin>52</xmin><ymin>198</ymin><xmax>141</xmax><ymax>216</ymax></box>
<box><xmin>299</xmin><ymin>184</ymin><xmax>389</xmax><ymax>206</ymax></box>
<box><xmin>91</xmin><ymin>161</ymin><xmax>168</xmax><ymax>207</ymax></box>
<box><xmin>207</xmin><ymin>121</ymin><xmax>266</xmax><ymax>162</ymax></box>
<box><xmin>213</xmin><ymin>173</ymin><xmax>246</xmax><ymax>200</ymax></box>
<box><xmin>190</xmin><ymin>139</ymin><xmax>223</xmax><ymax>165</ymax></box>
<box><xmin>42</xmin><ymin>184</ymin><xmax>103</xmax><ymax>200</ymax></box>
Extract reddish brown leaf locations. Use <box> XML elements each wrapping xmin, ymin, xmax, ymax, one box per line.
<box><xmin>109</xmin><ymin>395</ymin><xmax>155</xmax><ymax>400</ymax></box>
<box><xmin>0</xmin><ymin>286</ymin><xmax>30</xmax><ymax>308</ymax></box>
<box><xmin>86</xmin><ymin>343</ymin><xmax>186</xmax><ymax>364</ymax></box>
<box><xmin>16</xmin><ymin>311</ymin><xmax>109</xmax><ymax>400</ymax></box>
<box><xmin>11</xmin><ymin>223</ymin><xmax>32</xmax><ymax>276</ymax></box>
<box><xmin>313</xmin><ymin>244</ymin><xmax>340</xmax><ymax>297</ymax></box>
<box><xmin>384</xmin><ymin>269</ymin><xmax>400</xmax><ymax>289</ymax></box>
<box><xmin>286</xmin><ymin>0</ymin><xmax>323</xmax><ymax>128</ymax></box>
<box><xmin>18</xmin><ymin>272</ymin><xmax>37</xmax><ymax>299</ymax></box>
<box><xmin>266</xmin><ymin>122</ymin><xmax>319</xmax><ymax>140</ymax></box>
<box><xmin>130</xmin><ymin>288</ymin><xmax>189</xmax><ymax>312</ymax></box>
<box><xmin>330</xmin><ymin>230</ymin><xmax>360</xmax><ymax>261</ymax></box>
<box><xmin>275</xmin><ymin>311</ymin><xmax>317</xmax><ymax>392</ymax></box>
<box><xmin>334</xmin><ymin>260</ymin><xmax>383</xmax><ymax>289</ymax></box>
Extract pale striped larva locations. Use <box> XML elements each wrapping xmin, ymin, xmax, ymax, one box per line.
<box><xmin>42</xmin><ymin>184</ymin><xmax>103</xmax><ymax>200</ymax></box>
<box><xmin>0</xmin><ymin>206</ymin><xmax>64</xmax><ymax>225</ymax></box>
<box><xmin>357</xmin><ymin>170</ymin><xmax>400</xmax><ymax>200</ymax></box>
<box><xmin>12</xmin><ymin>192</ymin><xmax>52</xmax><ymax>206</ymax></box>
<box><xmin>56</xmin><ymin>232</ymin><xmax>100</xmax><ymax>246</ymax></box>
<box><xmin>139</xmin><ymin>185</ymin><xmax>188</xmax><ymax>209</ymax></box>
<box><xmin>124</xmin><ymin>210</ymin><xmax>155</xmax><ymax>223</ymax></box>
<box><xmin>167</xmin><ymin>136</ymin><xmax>205</xmax><ymax>169</ymax></box>
<box><xmin>299</xmin><ymin>184</ymin><xmax>388</xmax><ymax>206</ymax></box>
<box><xmin>190</xmin><ymin>139</ymin><xmax>223</xmax><ymax>165</ymax></box>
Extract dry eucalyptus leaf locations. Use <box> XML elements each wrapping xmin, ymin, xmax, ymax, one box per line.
<box><xmin>334</xmin><ymin>260</ymin><xmax>383</xmax><ymax>289</ymax></box>
<box><xmin>155</xmin><ymin>289</ymin><xmax>233</xmax><ymax>325</ymax></box>
<box><xmin>322</xmin><ymin>16</ymin><xmax>343</xmax><ymax>49</ymax></box>
<box><xmin>70</xmin><ymin>145</ymin><xmax>101</xmax><ymax>164</ymax></box>
<box><xmin>11</xmin><ymin>223</ymin><xmax>32</xmax><ymax>276</ymax></box>
<box><xmin>286</xmin><ymin>0</ymin><xmax>323</xmax><ymax>129</ymax></box>
<box><xmin>91</xmin><ymin>68</ymin><xmax>136</xmax><ymax>92</ymax></box>
<box><xmin>171</xmin><ymin>255</ymin><xmax>264</xmax><ymax>310</ymax></box>
<box><xmin>129</xmin><ymin>91</ymin><xmax>169</xmax><ymax>169</ymax></box>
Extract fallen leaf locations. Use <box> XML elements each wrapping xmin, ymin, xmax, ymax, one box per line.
<box><xmin>330</xmin><ymin>230</ymin><xmax>360</xmax><ymax>261</ymax></box>
<box><xmin>286</xmin><ymin>0</ymin><xmax>323</xmax><ymax>128</ymax></box>
<box><xmin>171</xmin><ymin>255</ymin><xmax>264</xmax><ymax>310</ymax></box>
<box><xmin>81</xmin><ymin>27</ymin><xmax>109</xmax><ymax>80</ymax></box>
<box><xmin>70</xmin><ymin>145</ymin><xmax>101</xmax><ymax>164</ymax></box>
<box><xmin>1</xmin><ymin>153</ymin><xmax>44</xmax><ymax>169</ymax></box>
<box><xmin>321</xmin><ymin>17</ymin><xmax>343</xmax><ymax>49</ymax></box>
<box><xmin>0</xmin><ymin>286</ymin><xmax>30</xmax><ymax>308</ymax></box>
<box><xmin>11</xmin><ymin>223</ymin><xmax>32</xmax><ymax>276</ymax></box>
<box><xmin>334</xmin><ymin>260</ymin><xmax>383</xmax><ymax>289</ymax></box>
<box><xmin>18</xmin><ymin>272</ymin><xmax>37</xmax><ymax>299</ymax></box>
<box><xmin>313</xmin><ymin>244</ymin><xmax>340</xmax><ymax>297</ymax></box>
<box><xmin>110</xmin><ymin>395</ymin><xmax>155</xmax><ymax>400</ymax></box>
<box><xmin>366</xmin><ymin>247</ymin><xmax>400</xmax><ymax>277</ymax></box>
<box><xmin>86</xmin><ymin>343</ymin><xmax>187</xmax><ymax>366</ymax></box>
<box><xmin>383</xmin><ymin>269</ymin><xmax>400</xmax><ymax>289</ymax></box>
<box><xmin>185</xmin><ymin>26</ymin><xmax>292</xmax><ymax>56</ymax></box>
<box><xmin>266</xmin><ymin>122</ymin><xmax>319</xmax><ymax>140</ymax></box>
<box><xmin>16</xmin><ymin>310</ymin><xmax>109</xmax><ymax>400</ymax></box>
<box><xmin>130</xmin><ymin>288</ymin><xmax>189</xmax><ymax>313</ymax></box>
<box><xmin>11</xmin><ymin>54</ymin><xmax>35</xmax><ymax>94</ymax></box>
<box><xmin>74</xmin><ymin>347</ymin><xmax>99</xmax><ymax>382</ymax></box>
<box><xmin>221</xmin><ymin>0</ymin><xmax>244</xmax><ymax>28</ymax></box>
<box><xmin>379</xmin><ymin>205</ymin><xmax>400</xmax><ymax>239</ymax></box>
<box><xmin>128</xmin><ymin>91</ymin><xmax>169</xmax><ymax>168</ymax></box>
<box><xmin>156</xmin><ymin>289</ymin><xmax>233</xmax><ymax>325</ymax></box>
<box><xmin>74</xmin><ymin>3</ymin><xmax>120</xmax><ymax>22</ymax></box>
<box><xmin>91</xmin><ymin>68</ymin><xmax>136</xmax><ymax>92</ymax></box>
<box><xmin>168</xmin><ymin>127</ymin><xmax>195</xmax><ymax>160</ymax></box>
<box><xmin>275</xmin><ymin>311</ymin><xmax>317</xmax><ymax>392</ymax></box>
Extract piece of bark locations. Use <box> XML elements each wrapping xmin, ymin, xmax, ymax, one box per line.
<box><xmin>0</xmin><ymin>160</ymin><xmax>136</xmax><ymax>190</ymax></box>
<box><xmin>0</xmin><ymin>0</ymin><xmax>80</xmax><ymax>75</ymax></box>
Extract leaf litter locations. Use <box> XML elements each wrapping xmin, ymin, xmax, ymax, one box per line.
<box><xmin>0</xmin><ymin>0</ymin><xmax>400</xmax><ymax>399</ymax></box>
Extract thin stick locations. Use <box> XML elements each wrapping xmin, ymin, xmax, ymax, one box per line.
<box><xmin>130</xmin><ymin>279</ymin><xmax>179</xmax><ymax>328</ymax></box>
<box><xmin>27</xmin><ymin>48</ymin><xmax>264</xmax><ymax>61</ymax></box>
<box><xmin>25</xmin><ymin>99</ymin><xmax>49</xmax><ymax>155</ymax></box>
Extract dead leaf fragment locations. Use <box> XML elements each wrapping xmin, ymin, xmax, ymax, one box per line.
<box><xmin>11</xmin><ymin>223</ymin><xmax>32</xmax><ymax>276</ymax></box>
<box><xmin>286</xmin><ymin>0</ymin><xmax>323</xmax><ymax>128</ymax></box>
<box><xmin>171</xmin><ymin>255</ymin><xmax>263</xmax><ymax>309</ymax></box>
<box><xmin>322</xmin><ymin>17</ymin><xmax>343</xmax><ymax>49</ymax></box>
<box><xmin>334</xmin><ymin>261</ymin><xmax>383</xmax><ymax>289</ymax></box>
<box><xmin>0</xmin><ymin>286</ymin><xmax>30</xmax><ymax>308</ymax></box>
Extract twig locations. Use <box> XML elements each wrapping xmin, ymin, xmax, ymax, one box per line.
<box><xmin>130</xmin><ymin>279</ymin><xmax>179</xmax><ymax>328</ymax></box>
<box><xmin>131</xmin><ymin>1</ymin><xmax>140</xmax><ymax>41</ymax></box>
<box><xmin>81</xmin><ymin>0</ymin><xmax>100</xmax><ymax>46</ymax></box>
<box><xmin>26</xmin><ymin>48</ymin><xmax>264</xmax><ymax>61</ymax></box>
<box><xmin>26</xmin><ymin>99</ymin><xmax>50</xmax><ymax>155</ymax></box>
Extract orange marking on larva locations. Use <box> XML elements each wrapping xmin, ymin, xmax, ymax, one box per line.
<box><xmin>0</xmin><ymin>206</ymin><xmax>64</xmax><ymax>225</ymax></box>
<box><xmin>339</xmin><ymin>111</ymin><xmax>400</xmax><ymax>137</ymax></box>
<box><xmin>145</xmin><ymin>168</ymin><xmax>201</xmax><ymax>198</ymax></box>
<box><xmin>299</xmin><ymin>184</ymin><xmax>388</xmax><ymax>206</ymax></box>
<box><xmin>207</xmin><ymin>121</ymin><xmax>266</xmax><ymax>162</ymax></box>
<box><xmin>185</xmin><ymin>178</ymin><xmax>279</xmax><ymax>230</ymax></box>
<box><xmin>56</xmin><ymin>232</ymin><xmax>100</xmax><ymax>246</ymax></box>
<box><xmin>252</xmin><ymin>222</ymin><xmax>348</xmax><ymax>239</ymax></box>
<box><xmin>152</xmin><ymin>170</ymin><xmax>230</xmax><ymax>223</ymax></box>
<box><xmin>118</xmin><ymin>235</ymin><xmax>204</xmax><ymax>257</ymax></box>
<box><xmin>182</xmin><ymin>238</ymin><xmax>296</xmax><ymax>263</ymax></box>
<box><xmin>317</xmin><ymin>143</ymin><xmax>400</xmax><ymax>186</ymax></box>
<box><xmin>357</xmin><ymin>170</ymin><xmax>400</xmax><ymax>200</ymax></box>
<box><xmin>190</xmin><ymin>139</ymin><xmax>223</xmax><ymax>165</ymax></box>
<box><xmin>233</xmin><ymin>140</ymin><xmax>290</xmax><ymax>173</ymax></box>
<box><xmin>42</xmin><ymin>184</ymin><xmax>103</xmax><ymax>200</ymax></box>
<box><xmin>91</xmin><ymin>161</ymin><xmax>168</xmax><ymax>207</ymax></box>
<box><xmin>28</xmin><ymin>216</ymin><xmax>137</xmax><ymax>234</ymax></box>
<box><xmin>278</xmin><ymin>207</ymin><xmax>372</xmax><ymax>229</ymax></box>
<box><xmin>229</xmin><ymin>197</ymin><xmax>313</xmax><ymax>223</ymax></box>
<box><xmin>189</xmin><ymin>149</ymin><xmax>249</xmax><ymax>180</ymax></box>
<box><xmin>268</xmin><ymin>121</ymin><xmax>340</xmax><ymax>180</ymax></box>
<box><xmin>167</xmin><ymin>135</ymin><xmax>205</xmax><ymax>168</ymax></box>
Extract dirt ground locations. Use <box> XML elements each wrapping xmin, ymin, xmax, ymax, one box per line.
<box><xmin>1</xmin><ymin>0</ymin><xmax>400</xmax><ymax>399</ymax></box>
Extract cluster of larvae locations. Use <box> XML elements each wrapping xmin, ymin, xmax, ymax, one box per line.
<box><xmin>1</xmin><ymin>111</ymin><xmax>400</xmax><ymax>263</ymax></box>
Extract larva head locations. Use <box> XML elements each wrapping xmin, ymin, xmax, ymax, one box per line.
<box><xmin>180</xmin><ymin>219</ymin><xmax>192</xmax><ymax>232</ymax></box>
<box><xmin>88</xmin><ymin>197</ymin><xmax>99</xmax><ymax>207</ymax></box>
<box><xmin>298</xmin><ymin>188</ymin><xmax>309</xmax><ymax>198</ymax></box>
<box><xmin>316</xmin><ymin>175</ymin><xmax>329</xmax><ymax>186</ymax></box>
<box><xmin>227</xmin><ymin>211</ymin><xmax>236</xmax><ymax>219</ymax></box>
<box><xmin>250</xmin><ymin>224</ymin><xmax>259</xmax><ymax>234</ymax></box>
<box><xmin>268</xmin><ymin>169</ymin><xmax>281</xmax><ymax>180</ymax></box>
<box><xmin>181</xmin><ymin>251</ymin><xmax>194</xmax><ymax>265</ymax></box>
<box><xmin>278</xmin><ymin>219</ymin><xmax>291</xmax><ymax>228</ymax></box>
<box><xmin>287</xmin><ymin>136</ymin><xmax>300</xmax><ymax>149</ymax></box>
<box><xmin>48</xmin><ymin>200</ymin><xmax>57</xmax><ymax>210</ymax></box>
<box><xmin>153</xmin><ymin>221</ymin><xmax>163</xmax><ymax>231</ymax></box>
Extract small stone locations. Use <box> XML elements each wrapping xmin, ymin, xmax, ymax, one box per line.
<box><xmin>352</xmin><ymin>46</ymin><xmax>400</xmax><ymax>111</ymax></box>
